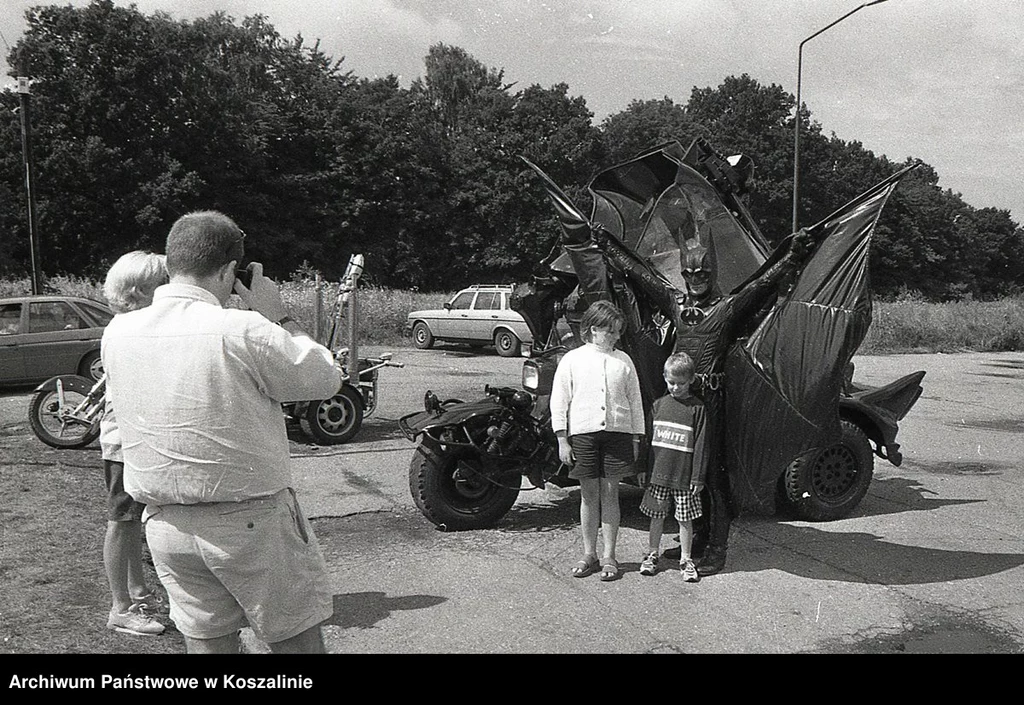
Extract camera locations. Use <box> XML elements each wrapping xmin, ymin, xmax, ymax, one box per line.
<box><xmin>235</xmin><ymin>265</ymin><xmax>253</xmax><ymax>288</ymax></box>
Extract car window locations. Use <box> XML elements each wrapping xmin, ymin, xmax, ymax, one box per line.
<box><xmin>450</xmin><ymin>292</ymin><xmax>475</xmax><ymax>310</ymax></box>
<box><xmin>0</xmin><ymin>303</ymin><xmax>21</xmax><ymax>335</ymax></box>
<box><xmin>76</xmin><ymin>301</ymin><xmax>114</xmax><ymax>327</ymax></box>
<box><xmin>475</xmin><ymin>292</ymin><xmax>501</xmax><ymax>311</ymax></box>
<box><xmin>28</xmin><ymin>301</ymin><xmax>87</xmax><ymax>333</ymax></box>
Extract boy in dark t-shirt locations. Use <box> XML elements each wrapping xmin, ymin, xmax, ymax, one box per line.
<box><xmin>639</xmin><ymin>352</ymin><xmax>706</xmax><ymax>582</ymax></box>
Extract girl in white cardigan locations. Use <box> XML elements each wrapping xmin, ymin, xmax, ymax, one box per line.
<box><xmin>550</xmin><ymin>301</ymin><xmax>646</xmax><ymax>581</ymax></box>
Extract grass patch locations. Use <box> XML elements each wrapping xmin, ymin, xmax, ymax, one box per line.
<box><xmin>4</xmin><ymin>275</ymin><xmax>1024</xmax><ymax>353</ymax></box>
<box><xmin>861</xmin><ymin>295</ymin><xmax>1024</xmax><ymax>353</ymax></box>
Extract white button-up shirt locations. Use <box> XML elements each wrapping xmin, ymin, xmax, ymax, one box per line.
<box><xmin>101</xmin><ymin>283</ymin><xmax>343</xmax><ymax>505</ymax></box>
<box><xmin>549</xmin><ymin>343</ymin><xmax>646</xmax><ymax>437</ymax></box>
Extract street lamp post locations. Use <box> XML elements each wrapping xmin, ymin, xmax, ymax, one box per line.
<box><xmin>18</xmin><ymin>74</ymin><xmax>43</xmax><ymax>295</ymax></box>
<box><xmin>793</xmin><ymin>0</ymin><xmax>889</xmax><ymax>233</ymax></box>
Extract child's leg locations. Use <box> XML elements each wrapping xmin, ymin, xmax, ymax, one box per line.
<box><xmin>578</xmin><ymin>478</ymin><xmax>601</xmax><ymax>558</ymax></box>
<box><xmin>679</xmin><ymin>519</ymin><xmax>694</xmax><ymax>562</ymax></box>
<box><xmin>123</xmin><ymin>519</ymin><xmax>150</xmax><ymax>601</ymax></box>
<box><xmin>648</xmin><ymin>515</ymin><xmax>665</xmax><ymax>553</ymax></box>
<box><xmin>104</xmin><ymin>520</ymin><xmax>134</xmax><ymax>613</ymax></box>
<box><xmin>599</xmin><ymin>477</ymin><xmax>621</xmax><ymax>560</ymax></box>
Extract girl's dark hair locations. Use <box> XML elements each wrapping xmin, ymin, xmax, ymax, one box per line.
<box><xmin>579</xmin><ymin>300</ymin><xmax>625</xmax><ymax>343</ymax></box>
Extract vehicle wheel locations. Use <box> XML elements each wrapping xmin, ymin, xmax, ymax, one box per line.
<box><xmin>782</xmin><ymin>419</ymin><xmax>874</xmax><ymax>521</ymax></box>
<box><xmin>412</xmin><ymin>322</ymin><xmax>434</xmax><ymax>349</ymax></box>
<box><xmin>79</xmin><ymin>350</ymin><xmax>104</xmax><ymax>382</ymax></box>
<box><xmin>299</xmin><ymin>385</ymin><xmax>364</xmax><ymax>444</ymax></box>
<box><xmin>28</xmin><ymin>383</ymin><xmax>101</xmax><ymax>449</ymax></box>
<box><xmin>493</xmin><ymin>329</ymin><xmax>521</xmax><ymax>357</ymax></box>
<box><xmin>409</xmin><ymin>442</ymin><xmax>521</xmax><ymax>530</ymax></box>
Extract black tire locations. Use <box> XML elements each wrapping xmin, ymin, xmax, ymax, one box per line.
<box><xmin>299</xmin><ymin>385</ymin><xmax>364</xmax><ymax>444</ymax></box>
<box><xmin>79</xmin><ymin>350</ymin><xmax>104</xmax><ymax>382</ymax></box>
<box><xmin>28</xmin><ymin>382</ymin><xmax>101</xmax><ymax>449</ymax></box>
<box><xmin>409</xmin><ymin>442</ymin><xmax>521</xmax><ymax>530</ymax></box>
<box><xmin>412</xmin><ymin>322</ymin><xmax>434</xmax><ymax>349</ymax></box>
<box><xmin>783</xmin><ymin>419</ymin><xmax>874</xmax><ymax>521</ymax></box>
<box><xmin>493</xmin><ymin>328</ymin><xmax>521</xmax><ymax>357</ymax></box>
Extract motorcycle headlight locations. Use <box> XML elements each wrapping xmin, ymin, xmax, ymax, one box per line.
<box><xmin>522</xmin><ymin>362</ymin><xmax>540</xmax><ymax>392</ymax></box>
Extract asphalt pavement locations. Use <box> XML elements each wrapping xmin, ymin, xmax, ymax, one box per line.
<box><xmin>3</xmin><ymin>347</ymin><xmax>1021</xmax><ymax>653</ymax></box>
<box><xmin>273</xmin><ymin>349</ymin><xmax>1024</xmax><ymax>653</ymax></box>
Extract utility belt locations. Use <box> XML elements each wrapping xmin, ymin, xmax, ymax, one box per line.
<box><xmin>694</xmin><ymin>372</ymin><xmax>725</xmax><ymax>392</ymax></box>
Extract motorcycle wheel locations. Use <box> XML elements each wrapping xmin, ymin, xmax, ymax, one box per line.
<box><xmin>28</xmin><ymin>385</ymin><xmax>101</xmax><ymax>449</ymax></box>
<box><xmin>299</xmin><ymin>385</ymin><xmax>364</xmax><ymax>444</ymax></box>
<box><xmin>409</xmin><ymin>441</ymin><xmax>521</xmax><ymax>530</ymax></box>
<box><xmin>782</xmin><ymin>420</ymin><xmax>874</xmax><ymax>521</ymax></box>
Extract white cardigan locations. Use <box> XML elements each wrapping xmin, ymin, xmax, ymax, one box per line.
<box><xmin>549</xmin><ymin>343</ymin><xmax>646</xmax><ymax>437</ymax></box>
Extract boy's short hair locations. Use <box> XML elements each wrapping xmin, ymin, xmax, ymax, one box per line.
<box><xmin>579</xmin><ymin>300</ymin><xmax>626</xmax><ymax>343</ymax></box>
<box><xmin>103</xmin><ymin>251</ymin><xmax>168</xmax><ymax>314</ymax></box>
<box><xmin>165</xmin><ymin>211</ymin><xmax>245</xmax><ymax>278</ymax></box>
<box><xmin>663</xmin><ymin>351</ymin><xmax>695</xmax><ymax>378</ymax></box>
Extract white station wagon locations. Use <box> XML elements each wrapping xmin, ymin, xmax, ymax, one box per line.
<box><xmin>406</xmin><ymin>284</ymin><xmax>533</xmax><ymax>357</ymax></box>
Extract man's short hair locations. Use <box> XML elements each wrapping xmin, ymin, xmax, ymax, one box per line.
<box><xmin>166</xmin><ymin>211</ymin><xmax>244</xmax><ymax>278</ymax></box>
<box><xmin>664</xmin><ymin>351</ymin><xmax>695</xmax><ymax>378</ymax></box>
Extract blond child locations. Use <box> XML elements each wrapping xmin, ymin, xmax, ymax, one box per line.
<box><xmin>100</xmin><ymin>251</ymin><xmax>168</xmax><ymax>635</ymax></box>
<box><xmin>550</xmin><ymin>301</ymin><xmax>645</xmax><ymax>581</ymax></box>
<box><xmin>639</xmin><ymin>352</ymin><xmax>706</xmax><ymax>582</ymax></box>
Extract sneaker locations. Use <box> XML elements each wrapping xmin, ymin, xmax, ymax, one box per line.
<box><xmin>133</xmin><ymin>592</ymin><xmax>168</xmax><ymax>614</ymax></box>
<box><xmin>639</xmin><ymin>551</ymin><xmax>659</xmax><ymax>576</ymax></box>
<box><xmin>107</xmin><ymin>603</ymin><xmax>165</xmax><ymax>636</ymax></box>
<box><xmin>680</xmin><ymin>558</ymin><xmax>700</xmax><ymax>583</ymax></box>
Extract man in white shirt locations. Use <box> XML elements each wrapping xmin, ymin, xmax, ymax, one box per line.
<box><xmin>102</xmin><ymin>211</ymin><xmax>343</xmax><ymax>653</ymax></box>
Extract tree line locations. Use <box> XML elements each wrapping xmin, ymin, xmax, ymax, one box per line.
<box><xmin>1</xmin><ymin>0</ymin><xmax>1021</xmax><ymax>300</ymax></box>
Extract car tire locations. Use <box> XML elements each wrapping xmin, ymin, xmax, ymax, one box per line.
<box><xmin>412</xmin><ymin>322</ymin><xmax>434</xmax><ymax>349</ymax></box>
<box><xmin>494</xmin><ymin>329</ymin><xmax>521</xmax><ymax>357</ymax></box>
<box><xmin>782</xmin><ymin>420</ymin><xmax>874</xmax><ymax>521</ymax></box>
<box><xmin>78</xmin><ymin>350</ymin><xmax>104</xmax><ymax>382</ymax></box>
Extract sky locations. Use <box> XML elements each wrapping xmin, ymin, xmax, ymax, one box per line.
<box><xmin>2</xmin><ymin>0</ymin><xmax>1022</xmax><ymax>224</ymax></box>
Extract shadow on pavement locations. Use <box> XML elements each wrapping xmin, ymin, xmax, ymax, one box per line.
<box><xmin>731</xmin><ymin>519</ymin><xmax>1024</xmax><ymax>585</ymax></box>
<box><xmin>326</xmin><ymin>591</ymin><xmax>447</xmax><ymax>630</ymax></box>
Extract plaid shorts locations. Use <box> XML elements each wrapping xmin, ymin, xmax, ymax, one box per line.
<box><xmin>640</xmin><ymin>484</ymin><xmax>703</xmax><ymax>522</ymax></box>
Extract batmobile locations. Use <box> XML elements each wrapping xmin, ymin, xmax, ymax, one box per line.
<box><xmin>400</xmin><ymin>138</ymin><xmax>925</xmax><ymax>530</ymax></box>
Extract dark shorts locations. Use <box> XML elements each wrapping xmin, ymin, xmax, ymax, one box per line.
<box><xmin>104</xmin><ymin>460</ymin><xmax>144</xmax><ymax>522</ymax></box>
<box><xmin>569</xmin><ymin>431</ymin><xmax>636</xmax><ymax>481</ymax></box>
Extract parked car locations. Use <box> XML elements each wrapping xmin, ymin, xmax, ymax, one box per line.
<box><xmin>406</xmin><ymin>284</ymin><xmax>533</xmax><ymax>357</ymax></box>
<box><xmin>0</xmin><ymin>295</ymin><xmax>113</xmax><ymax>385</ymax></box>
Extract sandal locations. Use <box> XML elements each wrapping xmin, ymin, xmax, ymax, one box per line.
<box><xmin>572</xmin><ymin>555</ymin><xmax>599</xmax><ymax>578</ymax></box>
<box><xmin>599</xmin><ymin>558</ymin><xmax>620</xmax><ymax>582</ymax></box>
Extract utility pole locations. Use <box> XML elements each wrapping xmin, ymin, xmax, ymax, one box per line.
<box><xmin>18</xmin><ymin>69</ymin><xmax>43</xmax><ymax>294</ymax></box>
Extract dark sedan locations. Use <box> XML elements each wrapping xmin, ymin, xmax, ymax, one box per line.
<box><xmin>0</xmin><ymin>295</ymin><xmax>114</xmax><ymax>385</ymax></box>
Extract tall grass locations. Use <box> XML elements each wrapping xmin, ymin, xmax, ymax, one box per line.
<box><xmin>4</xmin><ymin>274</ymin><xmax>1024</xmax><ymax>353</ymax></box>
<box><xmin>862</xmin><ymin>293</ymin><xmax>1024</xmax><ymax>353</ymax></box>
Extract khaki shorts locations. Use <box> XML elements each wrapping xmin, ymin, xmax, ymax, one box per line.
<box><xmin>143</xmin><ymin>488</ymin><xmax>333</xmax><ymax>643</ymax></box>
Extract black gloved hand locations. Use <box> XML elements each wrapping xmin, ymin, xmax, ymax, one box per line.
<box><xmin>790</xmin><ymin>227</ymin><xmax>817</xmax><ymax>259</ymax></box>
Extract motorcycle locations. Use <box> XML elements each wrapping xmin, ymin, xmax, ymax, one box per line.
<box><xmin>29</xmin><ymin>253</ymin><xmax>402</xmax><ymax>448</ymax></box>
<box><xmin>400</xmin><ymin>138</ymin><xmax>926</xmax><ymax>530</ymax></box>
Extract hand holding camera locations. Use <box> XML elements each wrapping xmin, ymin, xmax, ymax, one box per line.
<box><xmin>233</xmin><ymin>262</ymin><xmax>289</xmax><ymax>323</ymax></box>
